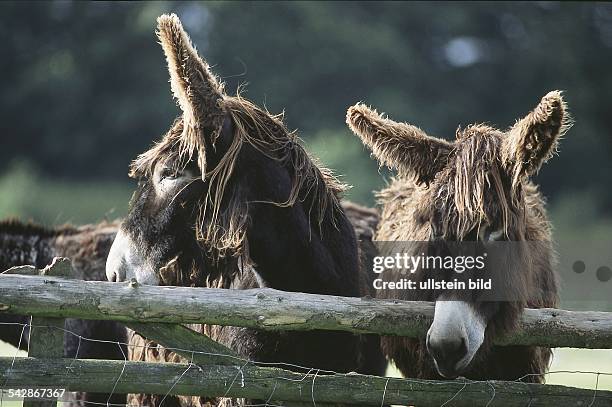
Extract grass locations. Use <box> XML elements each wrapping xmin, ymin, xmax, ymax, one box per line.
<box><xmin>0</xmin><ymin>161</ymin><xmax>132</xmax><ymax>226</ymax></box>
<box><xmin>305</xmin><ymin>129</ymin><xmax>386</xmax><ymax>206</ymax></box>
<box><xmin>385</xmin><ymin>348</ymin><xmax>612</xmax><ymax>390</ymax></box>
<box><xmin>0</xmin><ymin>342</ymin><xmax>27</xmax><ymax>407</ymax></box>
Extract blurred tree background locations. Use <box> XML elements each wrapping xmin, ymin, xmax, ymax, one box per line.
<box><xmin>0</xmin><ymin>1</ymin><xmax>611</xmax><ymax>389</ymax></box>
<box><xmin>0</xmin><ymin>1</ymin><xmax>609</xmax><ymax>204</ymax></box>
<box><xmin>1</xmin><ymin>1</ymin><xmax>611</xmax><ymax>216</ymax></box>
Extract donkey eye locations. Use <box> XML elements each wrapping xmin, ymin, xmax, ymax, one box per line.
<box><xmin>480</xmin><ymin>227</ymin><xmax>505</xmax><ymax>241</ymax></box>
<box><xmin>474</xmin><ymin>225</ymin><xmax>506</xmax><ymax>242</ymax></box>
<box><xmin>160</xmin><ymin>168</ymin><xmax>179</xmax><ymax>180</ymax></box>
<box><xmin>487</xmin><ymin>229</ymin><xmax>505</xmax><ymax>241</ymax></box>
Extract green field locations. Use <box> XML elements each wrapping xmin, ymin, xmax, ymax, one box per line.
<box><xmin>385</xmin><ymin>350</ymin><xmax>612</xmax><ymax>390</ymax></box>
<box><xmin>0</xmin><ymin>342</ymin><xmax>27</xmax><ymax>407</ymax></box>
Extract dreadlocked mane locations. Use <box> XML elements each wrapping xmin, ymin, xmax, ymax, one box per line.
<box><xmin>129</xmin><ymin>94</ymin><xmax>347</xmax><ymax>275</ymax></box>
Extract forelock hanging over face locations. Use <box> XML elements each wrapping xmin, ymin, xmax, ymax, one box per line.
<box><xmin>422</xmin><ymin>126</ymin><xmax>517</xmax><ymax>239</ymax></box>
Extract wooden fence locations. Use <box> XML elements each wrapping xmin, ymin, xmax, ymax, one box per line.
<box><xmin>1</xmin><ymin>259</ymin><xmax>611</xmax><ymax>406</ymax></box>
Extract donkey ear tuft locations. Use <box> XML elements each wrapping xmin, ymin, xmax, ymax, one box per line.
<box><xmin>157</xmin><ymin>14</ymin><xmax>224</xmax><ymax>111</ymax></box>
<box><xmin>346</xmin><ymin>103</ymin><xmax>453</xmax><ymax>186</ymax></box>
<box><xmin>346</xmin><ymin>103</ymin><xmax>382</xmax><ymax>142</ymax></box>
<box><xmin>503</xmin><ymin>90</ymin><xmax>572</xmax><ymax>183</ymax></box>
<box><xmin>156</xmin><ymin>14</ymin><xmax>227</xmax><ymax>178</ymax></box>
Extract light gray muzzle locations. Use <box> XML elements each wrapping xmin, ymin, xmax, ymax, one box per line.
<box><xmin>106</xmin><ymin>229</ymin><xmax>159</xmax><ymax>285</ymax></box>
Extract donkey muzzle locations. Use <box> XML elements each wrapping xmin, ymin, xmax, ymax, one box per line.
<box><xmin>106</xmin><ymin>229</ymin><xmax>129</xmax><ymax>282</ymax></box>
<box><xmin>426</xmin><ymin>300</ymin><xmax>486</xmax><ymax>378</ymax></box>
<box><xmin>106</xmin><ymin>228</ymin><xmax>159</xmax><ymax>285</ymax></box>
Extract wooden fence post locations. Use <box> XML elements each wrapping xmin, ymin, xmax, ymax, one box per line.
<box><xmin>23</xmin><ymin>258</ymin><xmax>71</xmax><ymax>407</ymax></box>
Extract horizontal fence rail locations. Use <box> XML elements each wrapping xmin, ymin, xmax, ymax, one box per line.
<box><xmin>1</xmin><ymin>357</ymin><xmax>611</xmax><ymax>407</ymax></box>
<box><xmin>0</xmin><ymin>274</ymin><xmax>611</xmax><ymax>348</ymax></box>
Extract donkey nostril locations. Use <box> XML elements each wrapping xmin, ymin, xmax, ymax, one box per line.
<box><xmin>449</xmin><ymin>338</ymin><xmax>468</xmax><ymax>365</ymax></box>
<box><xmin>428</xmin><ymin>336</ymin><xmax>468</xmax><ymax>376</ymax></box>
<box><xmin>110</xmin><ymin>272</ymin><xmax>117</xmax><ymax>282</ymax></box>
<box><xmin>114</xmin><ymin>268</ymin><xmax>127</xmax><ymax>283</ymax></box>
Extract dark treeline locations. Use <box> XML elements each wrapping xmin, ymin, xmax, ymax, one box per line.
<box><xmin>1</xmin><ymin>1</ymin><xmax>611</xmax><ymax>210</ymax></box>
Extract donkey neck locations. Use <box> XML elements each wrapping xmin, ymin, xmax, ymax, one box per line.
<box><xmin>246</xmin><ymin>200</ymin><xmax>361</xmax><ymax>297</ymax></box>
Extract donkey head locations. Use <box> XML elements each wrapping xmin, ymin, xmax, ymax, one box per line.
<box><xmin>106</xmin><ymin>14</ymin><xmax>339</xmax><ymax>288</ymax></box>
<box><xmin>347</xmin><ymin>92</ymin><xmax>570</xmax><ymax>378</ymax></box>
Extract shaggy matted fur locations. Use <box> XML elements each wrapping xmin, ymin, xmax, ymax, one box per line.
<box><xmin>346</xmin><ymin>91</ymin><xmax>571</xmax><ymax>382</ymax></box>
<box><xmin>105</xmin><ymin>14</ymin><xmax>385</xmax><ymax>406</ymax></box>
<box><xmin>0</xmin><ymin>219</ymin><xmax>127</xmax><ymax>406</ymax></box>
<box><xmin>130</xmin><ymin>97</ymin><xmax>347</xmax><ymax>275</ymax></box>
<box><xmin>0</xmin><ymin>200</ymin><xmax>381</xmax><ymax>407</ymax></box>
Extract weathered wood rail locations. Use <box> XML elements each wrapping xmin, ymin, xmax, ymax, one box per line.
<box><xmin>0</xmin><ymin>273</ymin><xmax>611</xmax><ymax>348</ymax></box>
<box><xmin>1</xmin><ymin>262</ymin><xmax>612</xmax><ymax>406</ymax></box>
<box><xmin>2</xmin><ymin>357</ymin><xmax>611</xmax><ymax>407</ymax></box>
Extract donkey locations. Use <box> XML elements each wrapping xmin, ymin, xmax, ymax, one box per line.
<box><xmin>346</xmin><ymin>91</ymin><xmax>571</xmax><ymax>382</ymax></box>
<box><xmin>0</xmin><ymin>219</ymin><xmax>127</xmax><ymax>406</ymax></box>
<box><xmin>104</xmin><ymin>14</ymin><xmax>384</xmax><ymax>406</ymax></box>
<box><xmin>0</xmin><ymin>201</ymin><xmax>378</xmax><ymax>406</ymax></box>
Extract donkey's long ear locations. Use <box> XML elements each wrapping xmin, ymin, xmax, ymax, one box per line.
<box><xmin>503</xmin><ymin>91</ymin><xmax>572</xmax><ymax>184</ymax></box>
<box><xmin>157</xmin><ymin>14</ymin><xmax>226</xmax><ymax>177</ymax></box>
<box><xmin>347</xmin><ymin>104</ymin><xmax>453</xmax><ymax>185</ymax></box>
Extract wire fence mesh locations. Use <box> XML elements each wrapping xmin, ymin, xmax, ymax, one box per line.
<box><xmin>0</xmin><ymin>320</ymin><xmax>611</xmax><ymax>407</ymax></box>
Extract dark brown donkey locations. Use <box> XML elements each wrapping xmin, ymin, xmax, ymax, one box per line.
<box><xmin>346</xmin><ymin>91</ymin><xmax>571</xmax><ymax>382</ymax></box>
<box><xmin>104</xmin><ymin>14</ymin><xmax>384</xmax><ymax>406</ymax></box>
<box><xmin>0</xmin><ymin>202</ymin><xmax>378</xmax><ymax>406</ymax></box>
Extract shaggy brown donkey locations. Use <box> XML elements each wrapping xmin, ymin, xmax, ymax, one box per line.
<box><xmin>0</xmin><ymin>219</ymin><xmax>127</xmax><ymax>406</ymax></box>
<box><xmin>346</xmin><ymin>91</ymin><xmax>571</xmax><ymax>382</ymax></box>
<box><xmin>104</xmin><ymin>14</ymin><xmax>384</xmax><ymax>406</ymax></box>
